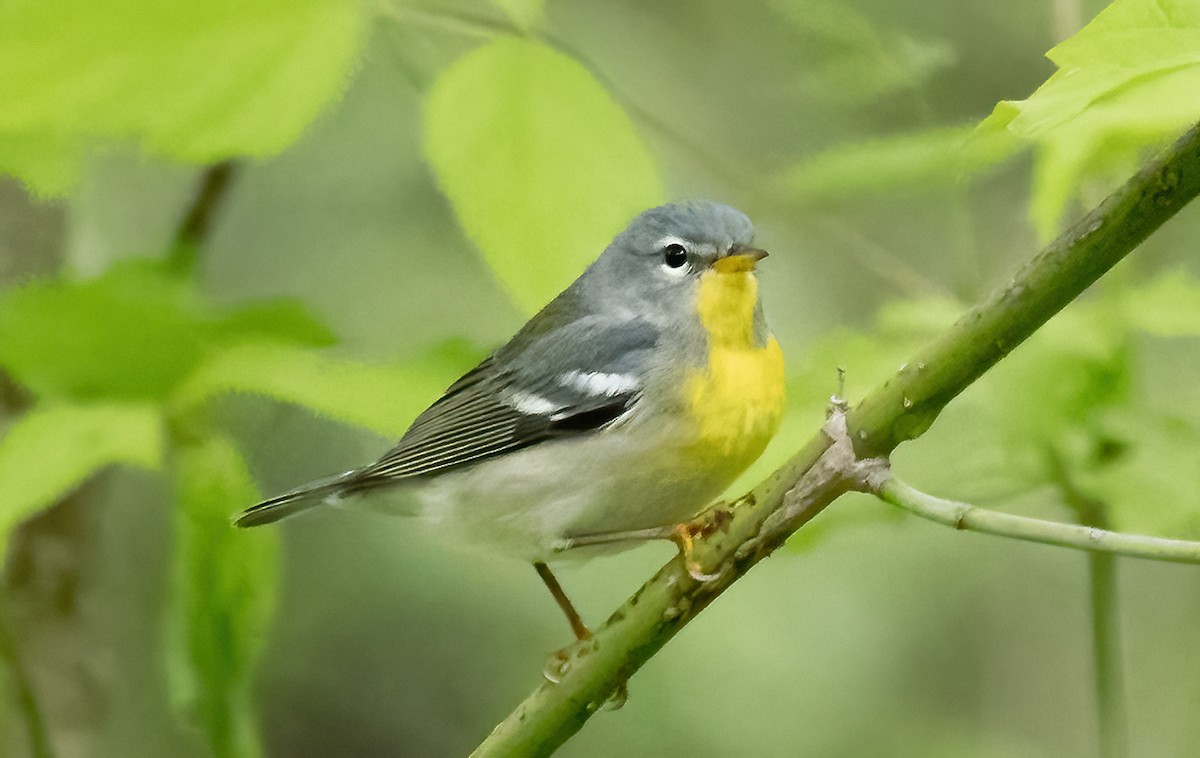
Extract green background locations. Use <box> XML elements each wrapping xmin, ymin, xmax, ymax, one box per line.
<box><xmin>2</xmin><ymin>0</ymin><xmax>1200</xmax><ymax>756</ymax></box>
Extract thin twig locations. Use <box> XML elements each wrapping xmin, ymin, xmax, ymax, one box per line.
<box><xmin>471</xmin><ymin>123</ymin><xmax>1200</xmax><ymax>756</ymax></box>
<box><xmin>0</xmin><ymin>600</ymin><xmax>53</xmax><ymax>758</ymax></box>
<box><xmin>1088</xmin><ymin>549</ymin><xmax>1127</xmax><ymax>758</ymax></box>
<box><xmin>168</xmin><ymin>161</ymin><xmax>237</xmax><ymax>273</ymax></box>
<box><xmin>877</xmin><ymin>478</ymin><xmax>1200</xmax><ymax>565</ymax></box>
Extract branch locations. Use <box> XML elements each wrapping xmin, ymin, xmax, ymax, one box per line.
<box><xmin>471</xmin><ymin>124</ymin><xmax>1200</xmax><ymax>757</ymax></box>
<box><xmin>877</xmin><ymin>478</ymin><xmax>1200</xmax><ymax>564</ymax></box>
<box><xmin>168</xmin><ymin>161</ymin><xmax>236</xmax><ymax>273</ymax></box>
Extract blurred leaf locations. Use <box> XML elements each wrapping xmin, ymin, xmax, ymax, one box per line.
<box><xmin>0</xmin><ymin>0</ymin><xmax>367</xmax><ymax>194</ymax></box>
<box><xmin>0</xmin><ymin>260</ymin><xmax>335</xmax><ymax>400</ymax></box>
<box><xmin>979</xmin><ymin>304</ymin><xmax>1128</xmax><ymax>461</ymax></box>
<box><xmin>1072</xmin><ymin>409</ymin><xmax>1200</xmax><ymax>537</ymax></box>
<box><xmin>208</xmin><ymin>299</ymin><xmax>337</xmax><ymax>346</ymax></box>
<box><xmin>424</xmin><ymin>38</ymin><xmax>663</xmax><ymax>313</ymax></box>
<box><xmin>768</xmin><ymin>0</ymin><xmax>954</xmax><ymax>107</ymax></box>
<box><xmin>488</xmin><ymin>0</ymin><xmax>545</xmax><ymax>28</ymax></box>
<box><xmin>978</xmin><ymin>0</ymin><xmax>1200</xmax><ymax>239</ymax></box>
<box><xmin>174</xmin><ymin>340</ymin><xmax>482</xmax><ymax>438</ymax></box>
<box><xmin>784</xmin><ymin>125</ymin><xmax>1014</xmax><ymax>203</ymax></box>
<box><xmin>909</xmin><ymin>277</ymin><xmax>1200</xmax><ymax>533</ymax></box>
<box><xmin>874</xmin><ymin>297</ymin><xmax>964</xmax><ymax>338</ymax></box>
<box><xmin>1121</xmin><ymin>269</ymin><xmax>1200</xmax><ymax>336</ymax></box>
<box><xmin>169</xmin><ymin>433</ymin><xmax>276</xmax><ymax>758</ymax></box>
<box><xmin>0</xmin><ymin>402</ymin><xmax>163</xmax><ymax>559</ymax></box>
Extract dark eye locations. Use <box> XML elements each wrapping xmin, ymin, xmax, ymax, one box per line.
<box><xmin>663</xmin><ymin>243</ymin><xmax>688</xmax><ymax>268</ymax></box>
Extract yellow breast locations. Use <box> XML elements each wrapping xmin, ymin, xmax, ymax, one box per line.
<box><xmin>685</xmin><ymin>269</ymin><xmax>785</xmax><ymax>472</ymax></box>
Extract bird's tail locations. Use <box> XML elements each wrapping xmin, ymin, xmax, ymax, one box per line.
<box><xmin>234</xmin><ymin>470</ymin><xmax>360</xmax><ymax>528</ymax></box>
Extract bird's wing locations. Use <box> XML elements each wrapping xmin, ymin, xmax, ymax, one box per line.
<box><xmin>346</xmin><ymin>317</ymin><xmax>660</xmax><ymax>488</ymax></box>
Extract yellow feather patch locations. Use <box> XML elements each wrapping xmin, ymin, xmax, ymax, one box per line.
<box><xmin>686</xmin><ymin>269</ymin><xmax>785</xmax><ymax>474</ymax></box>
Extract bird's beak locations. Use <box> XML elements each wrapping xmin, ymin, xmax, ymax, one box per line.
<box><xmin>712</xmin><ymin>244</ymin><xmax>769</xmax><ymax>274</ymax></box>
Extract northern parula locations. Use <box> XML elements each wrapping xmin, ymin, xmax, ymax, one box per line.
<box><xmin>237</xmin><ymin>200</ymin><xmax>784</xmax><ymax>638</ymax></box>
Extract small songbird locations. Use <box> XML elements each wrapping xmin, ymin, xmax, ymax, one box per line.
<box><xmin>236</xmin><ymin>200</ymin><xmax>785</xmax><ymax>640</ymax></box>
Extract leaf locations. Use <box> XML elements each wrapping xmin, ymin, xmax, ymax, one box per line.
<box><xmin>424</xmin><ymin>38</ymin><xmax>663</xmax><ymax>313</ymax></box>
<box><xmin>767</xmin><ymin>0</ymin><xmax>955</xmax><ymax>107</ymax></box>
<box><xmin>980</xmin><ymin>304</ymin><xmax>1128</xmax><ymax>455</ymax></box>
<box><xmin>1121</xmin><ymin>269</ymin><xmax>1200</xmax><ymax>336</ymax></box>
<box><xmin>174</xmin><ymin>340</ymin><xmax>482</xmax><ymax>438</ymax></box>
<box><xmin>0</xmin><ymin>260</ymin><xmax>335</xmax><ymax>401</ymax></box>
<box><xmin>1076</xmin><ymin>409</ymin><xmax>1200</xmax><ymax>538</ymax></box>
<box><xmin>169</xmin><ymin>433</ymin><xmax>276</xmax><ymax>758</ymax></box>
<box><xmin>783</xmin><ymin>125</ymin><xmax>1014</xmax><ymax>203</ymax></box>
<box><xmin>0</xmin><ymin>402</ymin><xmax>163</xmax><ymax>559</ymax></box>
<box><xmin>977</xmin><ymin>0</ymin><xmax>1200</xmax><ymax>239</ymax></box>
<box><xmin>488</xmin><ymin>0</ymin><xmax>546</xmax><ymax>28</ymax></box>
<box><xmin>0</xmin><ymin>0</ymin><xmax>367</xmax><ymax>194</ymax></box>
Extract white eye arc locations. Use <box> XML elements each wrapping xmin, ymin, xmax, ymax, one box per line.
<box><xmin>656</xmin><ymin>235</ymin><xmax>693</xmax><ymax>276</ymax></box>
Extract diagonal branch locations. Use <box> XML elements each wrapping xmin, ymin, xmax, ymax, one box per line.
<box><xmin>471</xmin><ymin>123</ymin><xmax>1200</xmax><ymax>757</ymax></box>
<box><xmin>876</xmin><ymin>478</ymin><xmax>1200</xmax><ymax>563</ymax></box>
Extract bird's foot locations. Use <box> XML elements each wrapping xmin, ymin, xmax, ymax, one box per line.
<box><xmin>670</xmin><ymin>510</ymin><xmax>731</xmax><ymax>583</ymax></box>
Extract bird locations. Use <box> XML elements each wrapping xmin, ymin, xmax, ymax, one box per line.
<box><xmin>235</xmin><ymin>200</ymin><xmax>785</xmax><ymax>641</ymax></box>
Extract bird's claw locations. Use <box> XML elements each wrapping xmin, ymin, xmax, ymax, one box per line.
<box><xmin>671</xmin><ymin>522</ymin><xmax>721</xmax><ymax>583</ymax></box>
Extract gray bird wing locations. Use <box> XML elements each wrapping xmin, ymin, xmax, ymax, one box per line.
<box><xmin>345</xmin><ymin>316</ymin><xmax>661</xmax><ymax>488</ymax></box>
<box><xmin>235</xmin><ymin>315</ymin><xmax>660</xmax><ymax>527</ymax></box>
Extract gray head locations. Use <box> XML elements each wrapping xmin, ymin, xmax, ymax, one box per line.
<box><xmin>580</xmin><ymin>200</ymin><xmax>765</xmax><ymax>320</ymax></box>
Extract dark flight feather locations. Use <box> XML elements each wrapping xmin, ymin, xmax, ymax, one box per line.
<box><xmin>235</xmin><ymin>316</ymin><xmax>660</xmax><ymax>527</ymax></box>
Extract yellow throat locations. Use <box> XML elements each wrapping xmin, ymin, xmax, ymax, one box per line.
<box><xmin>686</xmin><ymin>267</ymin><xmax>785</xmax><ymax>471</ymax></box>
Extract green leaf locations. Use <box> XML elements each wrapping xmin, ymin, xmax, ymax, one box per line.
<box><xmin>980</xmin><ymin>304</ymin><xmax>1128</xmax><ymax>456</ymax></box>
<box><xmin>169</xmin><ymin>434</ymin><xmax>276</xmax><ymax>758</ymax></box>
<box><xmin>1076</xmin><ymin>409</ymin><xmax>1200</xmax><ymax>538</ymax></box>
<box><xmin>174</xmin><ymin>340</ymin><xmax>482</xmax><ymax>438</ymax></box>
<box><xmin>783</xmin><ymin>125</ymin><xmax>1014</xmax><ymax>203</ymax></box>
<box><xmin>488</xmin><ymin>0</ymin><xmax>546</xmax><ymax>28</ymax></box>
<box><xmin>767</xmin><ymin>0</ymin><xmax>954</xmax><ymax>107</ymax></box>
<box><xmin>979</xmin><ymin>0</ymin><xmax>1200</xmax><ymax>238</ymax></box>
<box><xmin>1121</xmin><ymin>269</ymin><xmax>1200</xmax><ymax>336</ymax></box>
<box><xmin>0</xmin><ymin>261</ymin><xmax>335</xmax><ymax>401</ymax></box>
<box><xmin>0</xmin><ymin>402</ymin><xmax>163</xmax><ymax>559</ymax></box>
<box><xmin>0</xmin><ymin>0</ymin><xmax>367</xmax><ymax>194</ymax></box>
<box><xmin>424</xmin><ymin>38</ymin><xmax>663</xmax><ymax>313</ymax></box>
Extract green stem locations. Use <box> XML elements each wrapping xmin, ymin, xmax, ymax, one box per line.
<box><xmin>876</xmin><ymin>478</ymin><xmax>1200</xmax><ymax>564</ymax></box>
<box><xmin>1088</xmin><ymin>549</ymin><xmax>1127</xmax><ymax>758</ymax></box>
<box><xmin>470</xmin><ymin>122</ymin><xmax>1200</xmax><ymax>757</ymax></box>
<box><xmin>168</xmin><ymin>161</ymin><xmax>236</xmax><ymax>274</ymax></box>
<box><xmin>1047</xmin><ymin>450</ymin><xmax>1128</xmax><ymax>758</ymax></box>
<box><xmin>0</xmin><ymin>599</ymin><xmax>53</xmax><ymax>758</ymax></box>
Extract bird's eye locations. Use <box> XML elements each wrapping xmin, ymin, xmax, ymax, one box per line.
<box><xmin>663</xmin><ymin>243</ymin><xmax>688</xmax><ymax>268</ymax></box>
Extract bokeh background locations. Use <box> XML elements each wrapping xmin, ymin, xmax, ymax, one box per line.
<box><xmin>2</xmin><ymin>0</ymin><xmax>1200</xmax><ymax>756</ymax></box>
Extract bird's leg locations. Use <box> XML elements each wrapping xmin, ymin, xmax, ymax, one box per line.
<box><xmin>559</xmin><ymin>509</ymin><xmax>731</xmax><ymax>584</ymax></box>
<box><xmin>533</xmin><ymin>561</ymin><xmax>630</xmax><ymax>708</ymax></box>
<box><xmin>534</xmin><ymin>561</ymin><xmax>595</xmax><ymax>686</ymax></box>
<box><xmin>556</xmin><ymin>525</ymin><xmax>675</xmax><ymax>550</ymax></box>
<box><xmin>533</xmin><ymin>561</ymin><xmax>591</xmax><ymax>642</ymax></box>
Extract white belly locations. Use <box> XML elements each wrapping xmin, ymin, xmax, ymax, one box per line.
<box><xmin>392</xmin><ymin>415</ymin><xmax>735</xmax><ymax>562</ymax></box>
